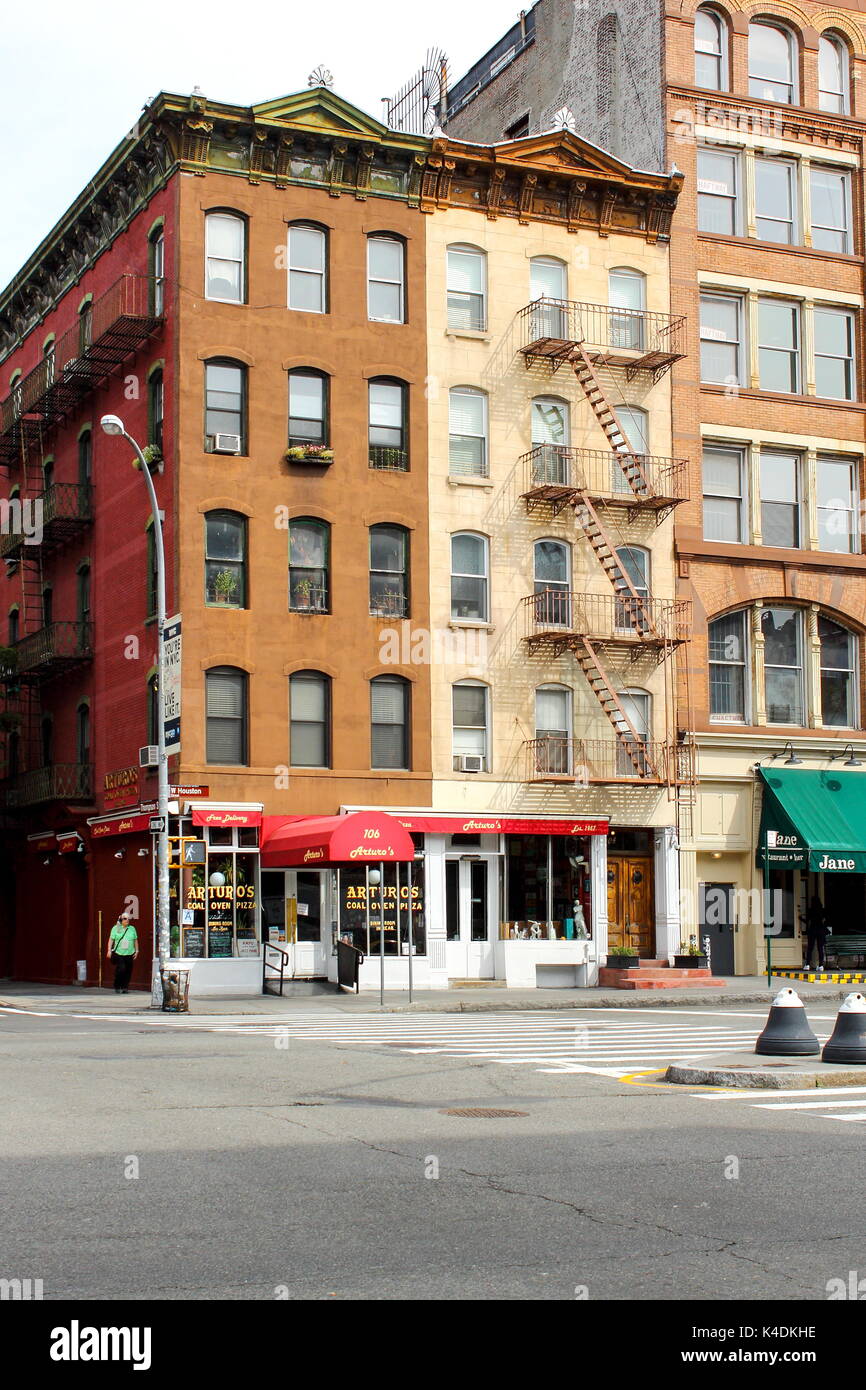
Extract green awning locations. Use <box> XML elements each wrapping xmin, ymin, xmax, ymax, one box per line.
<box><xmin>757</xmin><ymin>767</ymin><xmax>866</xmax><ymax>872</ymax></box>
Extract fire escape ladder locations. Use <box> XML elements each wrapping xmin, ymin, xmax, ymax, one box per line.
<box><xmin>567</xmin><ymin>344</ymin><xmax>653</xmax><ymax>496</ymax></box>
<box><xmin>571</xmin><ymin>493</ymin><xmax>657</xmax><ymax>637</ymax></box>
<box><xmin>576</xmin><ymin>638</ymin><xmax>656</xmax><ymax>778</ymax></box>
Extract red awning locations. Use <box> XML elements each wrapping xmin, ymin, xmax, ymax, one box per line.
<box><xmin>390</xmin><ymin>814</ymin><xmax>608</xmax><ymax>836</ymax></box>
<box><xmin>192</xmin><ymin>807</ymin><xmax>262</xmax><ymax>828</ymax></box>
<box><xmin>261</xmin><ymin>811</ymin><xmax>415</xmax><ymax>868</ymax></box>
<box><xmin>89</xmin><ymin>813</ymin><xmax>152</xmax><ymax>839</ymax></box>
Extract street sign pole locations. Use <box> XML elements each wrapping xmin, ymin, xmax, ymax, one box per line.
<box><xmin>764</xmin><ymin>847</ymin><xmax>772</xmax><ymax>989</ymax></box>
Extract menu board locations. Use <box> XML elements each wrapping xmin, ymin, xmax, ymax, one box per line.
<box><xmin>182</xmin><ymin>926</ymin><xmax>206</xmax><ymax>959</ymax></box>
<box><xmin>208</xmin><ymin>922</ymin><xmax>233</xmax><ymax>957</ymax></box>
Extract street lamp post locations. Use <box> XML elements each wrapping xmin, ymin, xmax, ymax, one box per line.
<box><xmin>100</xmin><ymin>415</ymin><xmax>170</xmax><ymax>1003</ymax></box>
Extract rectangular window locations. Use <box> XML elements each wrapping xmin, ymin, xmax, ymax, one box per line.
<box><xmin>206</xmin><ymin>670</ymin><xmax>248</xmax><ymax>764</ymax></box>
<box><xmin>697</xmin><ymin>148</ymin><xmax>740</xmax><ymax>236</ymax></box>
<box><xmin>290</xmin><ymin>674</ymin><xmax>330</xmax><ymax>768</ymax></box>
<box><xmin>820</xmin><ymin>618</ymin><xmax>855</xmax><ymax>728</ymax></box>
<box><xmin>758</xmin><ymin>299</ymin><xmax>800</xmax><ymax>394</ymax></box>
<box><xmin>369</xmin><ymin>526</ymin><xmax>408</xmax><ymax>618</ymax></box>
<box><xmin>205</xmin><ymin>362</ymin><xmax>245</xmax><ymax>451</ymax></box>
<box><xmin>288</xmin><ymin>225</ymin><xmax>326</xmax><ymax>313</ymax></box>
<box><xmin>367</xmin><ymin>238</ymin><xmax>404</xmax><ymax>323</ymax></box>
<box><xmin>447</xmin><ymin>247</ymin><xmax>486</xmax><ymax>331</ymax></box>
<box><xmin>206</xmin><ymin>214</ymin><xmax>245</xmax><ymax>303</ymax></box>
<box><xmin>700</xmin><ymin>294</ymin><xmax>742</xmax><ymax>384</ymax></box>
<box><xmin>760</xmin><ymin>450</ymin><xmax>801</xmax><ymax>548</ymax></box>
<box><xmin>452</xmin><ymin>684</ymin><xmax>489</xmax><ymax>770</ymax></box>
<box><xmin>448</xmin><ymin>388</ymin><xmax>487</xmax><ymax>477</ymax></box>
<box><xmin>762</xmin><ymin>607</ymin><xmax>803</xmax><ymax>725</ymax></box>
<box><xmin>709</xmin><ymin>612</ymin><xmax>747</xmax><ymax>722</ymax></box>
<box><xmin>371</xmin><ymin>679</ymin><xmax>409</xmax><ymax>769</ymax></box>
<box><xmin>151</xmin><ymin>232</ymin><xmax>165</xmax><ymax>315</ymax></box>
<box><xmin>755</xmin><ymin>158</ymin><xmax>796</xmax><ymax>244</ymax></box>
<box><xmin>703</xmin><ymin>445</ymin><xmax>746</xmax><ymax>543</ymax></box>
<box><xmin>817</xmin><ymin>456</ymin><xmax>857</xmax><ymax>554</ymax></box>
<box><xmin>369</xmin><ymin>380</ymin><xmax>407</xmax><ymax>469</ymax></box>
<box><xmin>288</xmin><ymin>372</ymin><xmax>327</xmax><ymax>445</ymax></box>
<box><xmin>814</xmin><ymin>307</ymin><xmax>855</xmax><ymax>401</ymax></box>
<box><xmin>810</xmin><ymin>168</ymin><xmax>851</xmax><ymax>254</ymax></box>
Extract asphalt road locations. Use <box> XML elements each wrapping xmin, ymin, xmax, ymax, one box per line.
<box><xmin>1</xmin><ymin>1003</ymin><xmax>864</xmax><ymax>1301</ymax></box>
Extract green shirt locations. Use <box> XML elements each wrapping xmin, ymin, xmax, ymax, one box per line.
<box><xmin>109</xmin><ymin>922</ymin><xmax>138</xmax><ymax>956</ymax></box>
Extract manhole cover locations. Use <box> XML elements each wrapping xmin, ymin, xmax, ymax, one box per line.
<box><xmin>440</xmin><ymin>1107</ymin><xmax>529</xmax><ymax>1118</ymax></box>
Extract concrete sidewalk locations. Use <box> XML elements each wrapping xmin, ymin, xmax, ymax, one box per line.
<box><xmin>0</xmin><ymin>976</ymin><xmax>857</xmax><ymax>1016</ymax></box>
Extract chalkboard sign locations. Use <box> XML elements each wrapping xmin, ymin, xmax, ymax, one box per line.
<box><xmin>182</xmin><ymin>925</ymin><xmax>205</xmax><ymax>958</ymax></box>
<box><xmin>208</xmin><ymin>922</ymin><xmax>233</xmax><ymax>957</ymax></box>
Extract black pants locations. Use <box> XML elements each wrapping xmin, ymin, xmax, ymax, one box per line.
<box><xmin>112</xmin><ymin>954</ymin><xmax>134</xmax><ymax>991</ymax></box>
<box><xmin>805</xmin><ymin>932</ymin><xmax>826</xmax><ymax>968</ymax></box>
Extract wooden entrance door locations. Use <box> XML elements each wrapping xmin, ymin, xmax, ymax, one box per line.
<box><xmin>607</xmin><ymin>856</ymin><xmax>654</xmax><ymax>956</ymax></box>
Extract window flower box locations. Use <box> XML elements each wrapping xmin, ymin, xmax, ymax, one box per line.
<box><xmin>284</xmin><ymin>445</ymin><xmax>334</xmax><ymax>465</ymax></box>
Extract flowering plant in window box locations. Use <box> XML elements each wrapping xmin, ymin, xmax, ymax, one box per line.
<box><xmin>284</xmin><ymin>445</ymin><xmax>334</xmax><ymax>464</ymax></box>
<box><xmin>132</xmin><ymin>443</ymin><xmax>163</xmax><ymax>473</ymax></box>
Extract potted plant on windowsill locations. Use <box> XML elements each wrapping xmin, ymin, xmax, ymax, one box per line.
<box><xmin>211</xmin><ymin>570</ymin><xmax>238</xmax><ymax>606</ymax></box>
<box><xmin>293</xmin><ymin>579</ymin><xmax>313</xmax><ymax>610</ymax></box>
<box><xmin>284</xmin><ymin>444</ymin><xmax>334</xmax><ymax>464</ymax></box>
<box><xmin>674</xmin><ymin>937</ymin><xmax>707</xmax><ymax>970</ymax></box>
<box><xmin>132</xmin><ymin>443</ymin><xmax>163</xmax><ymax>472</ymax></box>
<box><xmin>606</xmin><ymin>943</ymin><xmax>640</xmax><ymax>969</ymax></box>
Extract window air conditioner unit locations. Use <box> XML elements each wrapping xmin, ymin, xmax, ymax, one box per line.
<box><xmin>210</xmin><ymin>433</ymin><xmax>242</xmax><ymax>455</ymax></box>
<box><xmin>457</xmin><ymin>754</ymin><xmax>484</xmax><ymax>773</ymax></box>
<box><xmin>139</xmin><ymin>745</ymin><xmax>159</xmax><ymax>769</ymax></box>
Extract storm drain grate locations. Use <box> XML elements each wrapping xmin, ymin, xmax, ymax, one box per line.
<box><xmin>440</xmin><ymin>1107</ymin><xmax>529</xmax><ymax>1118</ymax></box>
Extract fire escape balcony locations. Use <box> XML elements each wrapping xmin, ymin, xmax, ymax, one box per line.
<box><xmin>12</xmin><ymin>621</ymin><xmax>94</xmax><ymax>680</ymax></box>
<box><xmin>520</xmin><ymin>445</ymin><xmax>687</xmax><ymax>518</ymax></box>
<box><xmin>0</xmin><ymin>483</ymin><xmax>93</xmax><ymax>561</ymax></box>
<box><xmin>0</xmin><ymin>762</ymin><xmax>93</xmax><ymax>808</ymax></box>
<box><xmin>519</xmin><ymin>299</ymin><xmax>686</xmax><ymax>379</ymax></box>
<box><xmin>0</xmin><ymin>274</ymin><xmax>162</xmax><ymax>467</ymax></box>
<box><xmin>523</xmin><ymin>591</ymin><xmax>691</xmax><ymax>657</ymax></box>
<box><xmin>523</xmin><ymin>736</ymin><xmax>695</xmax><ymax>786</ymax></box>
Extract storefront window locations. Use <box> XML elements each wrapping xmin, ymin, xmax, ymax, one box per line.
<box><xmin>168</xmin><ymin>822</ymin><xmax>260</xmax><ymax>958</ymax></box>
<box><xmin>503</xmin><ymin>835</ymin><xmax>591</xmax><ymax>940</ymax></box>
<box><xmin>338</xmin><ymin>861</ymin><xmax>426</xmax><ymax>956</ymax></box>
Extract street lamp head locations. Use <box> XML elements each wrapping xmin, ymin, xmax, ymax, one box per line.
<box><xmin>100</xmin><ymin>414</ymin><xmax>125</xmax><ymax>436</ymax></box>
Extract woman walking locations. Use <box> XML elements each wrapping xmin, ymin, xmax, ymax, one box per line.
<box><xmin>106</xmin><ymin>910</ymin><xmax>138</xmax><ymax>993</ymax></box>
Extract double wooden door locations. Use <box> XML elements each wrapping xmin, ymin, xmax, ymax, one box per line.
<box><xmin>607</xmin><ymin>856</ymin><xmax>654</xmax><ymax>956</ymax></box>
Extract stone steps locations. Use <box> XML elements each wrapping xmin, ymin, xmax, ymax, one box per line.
<box><xmin>598</xmin><ymin>964</ymin><xmax>727</xmax><ymax>991</ymax></box>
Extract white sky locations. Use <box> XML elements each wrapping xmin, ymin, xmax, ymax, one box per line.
<box><xmin>1</xmin><ymin>0</ymin><xmax>520</xmax><ymax>288</ymax></box>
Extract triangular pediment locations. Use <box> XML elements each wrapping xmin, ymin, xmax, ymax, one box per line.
<box><xmin>251</xmin><ymin>89</ymin><xmax>389</xmax><ymax>139</ymax></box>
<box><xmin>494</xmin><ymin>129</ymin><xmax>659</xmax><ymax>181</ymax></box>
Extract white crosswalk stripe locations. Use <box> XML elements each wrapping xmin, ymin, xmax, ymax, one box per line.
<box><xmin>0</xmin><ymin>1004</ymin><xmax>767</xmax><ymax>1079</ymax></box>
<box><xmin>694</xmin><ymin>1085</ymin><xmax>866</xmax><ymax>1125</ymax></box>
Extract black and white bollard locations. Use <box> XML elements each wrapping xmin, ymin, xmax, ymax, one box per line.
<box><xmin>822</xmin><ymin>993</ymin><xmax>866</xmax><ymax>1064</ymax></box>
<box><xmin>755</xmin><ymin>988</ymin><xmax>820</xmax><ymax>1056</ymax></box>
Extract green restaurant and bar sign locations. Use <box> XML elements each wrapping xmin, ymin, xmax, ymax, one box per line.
<box><xmin>757</xmin><ymin>767</ymin><xmax>866</xmax><ymax>872</ymax></box>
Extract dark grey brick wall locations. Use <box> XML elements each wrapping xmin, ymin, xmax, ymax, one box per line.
<box><xmin>446</xmin><ymin>0</ymin><xmax>667</xmax><ymax>174</ymax></box>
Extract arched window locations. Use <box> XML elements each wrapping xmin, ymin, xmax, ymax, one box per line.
<box><xmin>371</xmin><ymin>675</ymin><xmax>410</xmax><ymax>769</ymax></box>
<box><xmin>148</xmin><ymin>369</ymin><xmax>164</xmax><ymax>453</ymax></box>
<box><xmin>288</xmin><ymin>369</ymin><xmax>329</xmax><ymax>448</ymax></box>
<box><xmin>77</xmin><ymin>704</ymin><xmax>91</xmax><ymax>765</ymax></box>
<box><xmin>819</xmin><ymin>33</ymin><xmax>848</xmax><ymax>114</ymax></box>
<box><xmin>452</xmin><ymin>681</ymin><xmax>490</xmax><ymax>771</ymax></box>
<box><xmin>77</xmin><ymin>564</ymin><xmax>91</xmax><ymax>626</ymax></box>
<box><xmin>289</xmin><ymin>518</ymin><xmax>329</xmax><ymax>614</ymax></box>
<box><xmin>204</xmin><ymin>359</ymin><xmax>246</xmax><ymax>453</ymax></box>
<box><xmin>147</xmin><ymin>674</ymin><xmax>159</xmax><ymax>746</ymax></box>
<box><xmin>369</xmin><ymin>524</ymin><xmax>409</xmax><ymax>618</ymax></box>
<box><xmin>8</xmin><ymin>608</ymin><xmax>19</xmax><ymax>645</ymax></box>
<box><xmin>609</xmin><ymin>268</ymin><xmax>646</xmax><ymax>350</ymax></box>
<box><xmin>206</xmin><ymin>666</ymin><xmax>248</xmax><ymax>765</ymax></box>
<box><xmin>615</xmin><ymin>545</ymin><xmax>650</xmax><ymax>634</ymax></box>
<box><xmin>205</xmin><ymin>511</ymin><xmax>246</xmax><ymax>608</ymax></box>
<box><xmin>749</xmin><ymin>21</ymin><xmax>796</xmax><ymax>104</ymax></box>
<box><xmin>820</xmin><ymin>616</ymin><xmax>856</xmax><ymax>727</ymax></box>
<box><xmin>533</xmin><ymin>539</ymin><xmax>571</xmax><ymax>628</ymax></box>
<box><xmin>290</xmin><ymin>671</ymin><xmax>331</xmax><ymax>768</ymax></box>
<box><xmin>449</xmin><ymin>386</ymin><xmax>488</xmax><ymax>478</ymax></box>
<box><xmin>42</xmin><ymin>586</ymin><xmax>52</xmax><ymax>629</ymax></box>
<box><xmin>531</xmin><ymin>396</ymin><xmax>570</xmax><ymax>447</ymax></box>
<box><xmin>368</xmin><ymin>378</ymin><xmax>408</xmax><ymax>469</ymax></box>
<box><xmin>447</xmin><ymin>244</ymin><xmax>487</xmax><ymax>331</ymax></box>
<box><xmin>694</xmin><ymin>7</ymin><xmax>726</xmax><ymax>90</ymax></box>
<box><xmin>534</xmin><ymin>684</ymin><xmax>573</xmax><ymax>776</ymax></box>
<box><xmin>41</xmin><ymin>716</ymin><xmax>53</xmax><ymax>767</ymax></box>
<box><xmin>78</xmin><ymin>429</ymin><xmax>92</xmax><ymax>485</ymax></box>
<box><xmin>367</xmin><ymin>235</ymin><xmax>405</xmax><ymax>323</ymax></box>
<box><xmin>78</xmin><ymin>299</ymin><xmax>92</xmax><ymax>353</ymax></box>
<box><xmin>530</xmin><ymin>256</ymin><xmax>568</xmax><ymax>337</ymax></box>
<box><xmin>205</xmin><ymin>211</ymin><xmax>246</xmax><ymax>303</ymax></box>
<box><xmin>288</xmin><ymin>223</ymin><xmax>327</xmax><ymax>313</ymax></box>
<box><xmin>616</xmin><ymin>688</ymin><xmax>651</xmax><ymax>775</ymax></box>
<box><xmin>42</xmin><ymin>457</ymin><xmax>54</xmax><ymax>494</ymax></box>
<box><xmin>150</xmin><ymin>225</ymin><xmax>165</xmax><ymax>315</ymax></box>
<box><xmin>42</xmin><ymin>337</ymin><xmax>55</xmax><ymax>388</ymax></box>
<box><xmin>451</xmin><ymin>532</ymin><xmax>489</xmax><ymax>622</ymax></box>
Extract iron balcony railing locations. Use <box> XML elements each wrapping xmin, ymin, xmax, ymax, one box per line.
<box><xmin>519</xmin><ymin>299</ymin><xmax>686</xmax><ymax>367</ymax></box>
<box><xmin>0</xmin><ymin>275</ymin><xmax>162</xmax><ymax>457</ymax></box>
<box><xmin>524</xmin><ymin>591</ymin><xmax>691</xmax><ymax>644</ymax></box>
<box><xmin>289</xmin><ymin>585</ymin><xmax>329</xmax><ymax>614</ymax></box>
<box><xmin>13</xmin><ymin>621</ymin><xmax>94</xmax><ymax>677</ymax></box>
<box><xmin>369</xmin><ymin>446</ymin><xmax>409</xmax><ymax>472</ymax></box>
<box><xmin>524</xmin><ymin>737</ymin><xmax>694</xmax><ymax>785</ymax></box>
<box><xmin>1</xmin><ymin>762</ymin><xmax>92</xmax><ymax>808</ymax></box>
<box><xmin>522</xmin><ymin>445</ymin><xmax>688</xmax><ymax>504</ymax></box>
<box><xmin>0</xmin><ymin>483</ymin><xmax>93</xmax><ymax>560</ymax></box>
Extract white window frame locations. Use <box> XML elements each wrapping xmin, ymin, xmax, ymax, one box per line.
<box><xmin>816</xmin><ymin>455</ymin><xmax>859</xmax><ymax>555</ymax></box>
<box><xmin>450</xmin><ymin>531</ymin><xmax>489</xmax><ymax>623</ymax></box>
<box><xmin>757</xmin><ymin>298</ymin><xmax>801</xmax><ymax>395</ymax></box>
<box><xmin>694</xmin><ymin>7</ymin><xmax>727</xmax><ymax>91</ymax></box>
<box><xmin>819</xmin><ymin>617</ymin><xmax>857</xmax><ymax>729</ymax></box>
<box><xmin>697</xmin><ymin>147</ymin><xmax>741</xmax><ymax>236</ymax></box>
<box><xmin>762</xmin><ymin>606</ymin><xmax>805</xmax><ymax>727</ymax></box>
<box><xmin>446</xmin><ymin>244</ymin><xmax>487</xmax><ymax>332</ymax></box>
<box><xmin>754</xmin><ymin>157</ymin><xmax>797</xmax><ymax>245</ymax></box>
<box><xmin>700</xmin><ymin>292</ymin><xmax>744</xmax><ymax>385</ymax></box>
<box><xmin>367</xmin><ymin>236</ymin><xmax>405</xmax><ymax>324</ymax></box>
<box><xmin>708</xmin><ymin>611</ymin><xmax>750</xmax><ymax>724</ymax></box>
<box><xmin>810</xmin><ymin>166</ymin><xmax>852</xmax><ymax>255</ymax></box>
<box><xmin>748</xmin><ymin>20</ymin><xmax>797</xmax><ymax>105</ymax></box>
<box><xmin>288</xmin><ymin>224</ymin><xmax>327</xmax><ymax>314</ymax></box>
<box><xmin>448</xmin><ymin>386</ymin><xmax>489</xmax><ymax>478</ymax></box>
<box><xmin>819</xmin><ymin>33</ymin><xmax>849</xmax><ymax>115</ymax></box>
<box><xmin>760</xmin><ymin>449</ymin><xmax>802</xmax><ymax>549</ymax></box>
<box><xmin>814</xmin><ymin>306</ymin><xmax>856</xmax><ymax>402</ymax></box>
<box><xmin>451</xmin><ymin>681</ymin><xmax>490</xmax><ymax>771</ymax></box>
<box><xmin>205</xmin><ymin>212</ymin><xmax>245</xmax><ymax>305</ymax></box>
<box><xmin>702</xmin><ymin>444</ymin><xmax>747</xmax><ymax>544</ymax></box>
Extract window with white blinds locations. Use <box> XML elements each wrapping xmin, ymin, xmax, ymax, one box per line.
<box><xmin>449</xmin><ymin>387</ymin><xmax>487</xmax><ymax>477</ymax></box>
<box><xmin>290</xmin><ymin>671</ymin><xmax>330</xmax><ymax>767</ymax></box>
<box><xmin>206</xmin><ymin>667</ymin><xmax>248</xmax><ymax>765</ymax></box>
<box><xmin>447</xmin><ymin>245</ymin><xmax>486</xmax><ymax>330</ymax></box>
<box><xmin>371</xmin><ymin>676</ymin><xmax>409</xmax><ymax>769</ymax></box>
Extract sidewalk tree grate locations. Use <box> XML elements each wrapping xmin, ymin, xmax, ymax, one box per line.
<box><xmin>440</xmin><ymin>1107</ymin><xmax>529</xmax><ymax>1118</ymax></box>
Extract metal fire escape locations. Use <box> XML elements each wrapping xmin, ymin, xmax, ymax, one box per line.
<box><xmin>518</xmin><ymin>298</ymin><xmax>693</xmax><ymax>789</ymax></box>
